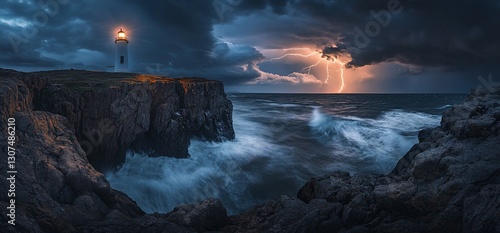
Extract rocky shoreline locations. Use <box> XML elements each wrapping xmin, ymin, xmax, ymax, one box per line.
<box><xmin>1</xmin><ymin>69</ymin><xmax>499</xmax><ymax>232</ymax></box>
<box><xmin>226</xmin><ymin>87</ymin><xmax>500</xmax><ymax>233</ymax></box>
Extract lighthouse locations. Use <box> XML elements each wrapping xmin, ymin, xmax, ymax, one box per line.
<box><xmin>114</xmin><ymin>29</ymin><xmax>129</xmax><ymax>72</ymax></box>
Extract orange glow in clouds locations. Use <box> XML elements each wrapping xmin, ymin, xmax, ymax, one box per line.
<box><xmin>261</xmin><ymin>47</ymin><xmax>356</xmax><ymax>93</ymax></box>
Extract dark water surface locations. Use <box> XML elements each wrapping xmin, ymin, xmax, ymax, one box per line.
<box><xmin>106</xmin><ymin>94</ymin><xmax>466</xmax><ymax>214</ymax></box>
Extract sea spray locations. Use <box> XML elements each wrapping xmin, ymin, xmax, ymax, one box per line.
<box><xmin>107</xmin><ymin>94</ymin><xmax>463</xmax><ymax>215</ymax></box>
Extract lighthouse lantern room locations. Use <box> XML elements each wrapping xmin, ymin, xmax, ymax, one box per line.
<box><xmin>114</xmin><ymin>29</ymin><xmax>129</xmax><ymax>72</ymax></box>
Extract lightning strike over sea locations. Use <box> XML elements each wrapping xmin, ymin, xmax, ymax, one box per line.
<box><xmin>264</xmin><ymin>48</ymin><xmax>347</xmax><ymax>93</ymax></box>
<box><xmin>327</xmin><ymin>56</ymin><xmax>346</xmax><ymax>93</ymax></box>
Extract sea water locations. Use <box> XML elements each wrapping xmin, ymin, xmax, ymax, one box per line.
<box><xmin>106</xmin><ymin>93</ymin><xmax>466</xmax><ymax>214</ymax></box>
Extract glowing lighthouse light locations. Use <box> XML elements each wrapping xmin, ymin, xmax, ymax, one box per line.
<box><xmin>118</xmin><ymin>30</ymin><xmax>126</xmax><ymax>39</ymax></box>
<box><xmin>114</xmin><ymin>28</ymin><xmax>129</xmax><ymax>72</ymax></box>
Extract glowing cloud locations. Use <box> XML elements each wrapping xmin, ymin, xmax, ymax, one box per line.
<box><xmin>258</xmin><ymin>47</ymin><xmax>350</xmax><ymax>93</ymax></box>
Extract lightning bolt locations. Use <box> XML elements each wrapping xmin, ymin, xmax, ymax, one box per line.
<box><xmin>329</xmin><ymin>57</ymin><xmax>346</xmax><ymax>93</ymax></box>
<box><xmin>264</xmin><ymin>52</ymin><xmax>317</xmax><ymax>62</ymax></box>
<box><xmin>325</xmin><ymin>61</ymin><xmax>330</xmax><ymax>84</ymax></box>
<box><xmin>264</xmin><ymin>48</ymin><xmax>347</xmax><ymax>93</ymax></box>
<box><xmin>301</xmin><ymin>59</ymin><xmax>322</xmax><ymax>74</ymax></box>
<box><xmin>282</xmin><ymin>48</ymin><xmax>311</xmax><ymax>52</ymax></box>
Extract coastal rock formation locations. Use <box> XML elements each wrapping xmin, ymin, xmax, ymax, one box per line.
<box><xmin>227</xmin><ymin>88</ymin><xmax>500</xmax><ymax>233</ymax></box>
<box><xmin>1</xmin><ymin>68</ymin><xmax>498</xmax><ymax>232</ymax></box>
<box><xmin>165</xmin><ymin>198</ymin><xmax>229</xmax><ymax>231</ymax></box>
<box><xmin>0</xmin><ymin>69</ymin><xmax>231</xmax><ymax>232</ymax></box>
<box><xmin>0</xmin><ymin>110</ymin><xmax>145</xmax><ymax>232</ymax></box>
<box><xmin>0</xmin><ymin>70</ymin><xmax>143</xmax><ymax>232</ymax></box>
<box><xmin>31</xmin><ymin>70</ymin><xmax>234</xmax><ymax>171</ymax></box>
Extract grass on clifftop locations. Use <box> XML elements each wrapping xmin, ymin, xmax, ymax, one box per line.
<box><xmin>32</xmin><ymin>69</ymin><xmax>209</xmax><ymax>91</ymax></box>
<box><xmin>33</xmin><ymin>69</ymin><xmax>176</xmax><ymax>91</ymax></box>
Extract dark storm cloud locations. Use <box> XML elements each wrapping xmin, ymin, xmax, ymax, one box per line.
<box><xmin>0</xmin><ymin>0</ymin><xmax>124</xmax><ymax>70</ymax></box>
<box><xmin>122</xmin><ymin>1</ymin><xmax>217</xmax><ymax>68</ymax></box>
<box><xmin>1</xmin><ymin>0</ymin><xmax>499</xmax><ymax>91</ymax></box>
<box><xmin>235</xmin><ymin>0</ymin><xmax>500</xmax><ymax>69</ymax></box>
<box><xmin>321</xmin><ymin>46</ymin><xmax>348</xmax><ymax>60</ymax></box>
<box><xmin>224</xmin><ymin>0</ymin><xmax>500</xmax><ymax>69</ymax></box>
<box><xmin>129</xmin><ymin>0</ymin><xmax>267</xmax><ymax>84</ymax></box>
<box><xmin>164</xmin><ymin>42</ymin><xmax>264</xmax><ymax>85</ymax></box>
<box><xmin>237</xmin><ymin>0</ymin><xmax>289</xmax><ymax>15</ymax></box>
<box><xmin>0</xmin><ymin>0</ymin><xmax>263</xmax><ymax>83</ymax></box>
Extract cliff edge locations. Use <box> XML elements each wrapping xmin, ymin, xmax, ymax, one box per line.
<box><xmin>30</xmin><ymin>69</ymin><xmax>234</xmax><ymax>171</ymax></box>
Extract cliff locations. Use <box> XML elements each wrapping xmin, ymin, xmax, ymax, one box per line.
<box><xmin>30</xmin><ymin>70</ymin><xmax>234</xmax><ymax>171</ymax></box>
<box><xmin>0</xmin><ymin>68</ymin><xmax>233</xmax><ymax>232</ymax></box>
<box><xmin>225</xmin><ymin>88</ymin><xmax>500</xmax><ymax>232</ymax></box>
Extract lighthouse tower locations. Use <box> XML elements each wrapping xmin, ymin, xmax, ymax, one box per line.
<box><xmin>114</xmin><ymin>29</ymin><xmax>129</xmax><ymax>72</ymax></box>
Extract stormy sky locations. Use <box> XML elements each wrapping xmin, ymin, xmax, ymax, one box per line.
<box><xmin>1</xmin><ymin>0</ymin><xmax>499</xmax><ymax>93</ymax></box>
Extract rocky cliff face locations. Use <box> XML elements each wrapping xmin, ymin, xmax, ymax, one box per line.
<box><xmin>0</xmin><ymin>110</ymin><xmax>148</xmax><ymax>232</ymax></box>
<box><xmin>31</xmin><ymin>70</ymin><xmax>234</xmax><ymax>171</ymax></box>
<box><xmin>225</xmin><ymin>88</ymin><xmax>500</xmax><ymax>233</ymax></box>
<box><xmin>0</xmin><ymin>69</ymin><xmax>233</xmax><ymax>232</ymax></box>
<box><xmin>0</xmin><ymin>70</ymin><xmax>142</xmax><ymax>232</ymax></box>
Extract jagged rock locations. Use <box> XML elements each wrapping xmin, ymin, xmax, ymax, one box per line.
<box><xmin>166</xmin><ymin>198</ymin><xmax>229</xmax><ymax>231</ymax></box>
<box><xmin>442</xmin><ymin>88</ymin><xmax>500</xmax><ymax>139</ymax></box>
<box><xmin>226</xmin><ymin>196</ymin><xmax>342</xmax><ymax>233</ymax></box>
<box><xmin>0</xmin><ymin>110</ymin><xmax>144</xmax><ymax>232</ymax></box>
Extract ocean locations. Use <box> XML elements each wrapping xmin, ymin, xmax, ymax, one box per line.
<box><xmin>106</xmin><ymin>93</ymin><xmax>466</xmax><ymax>215</ymax></box>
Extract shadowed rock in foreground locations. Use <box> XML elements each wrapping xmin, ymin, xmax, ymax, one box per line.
<box><xmin>0</xmin><ymin>68</ymin><xmax>498</xmax><ymax>232</ymax></box>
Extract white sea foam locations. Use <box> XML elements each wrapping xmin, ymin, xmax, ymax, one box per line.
<box><xmin>107</xmin><ymin>97</ymin><xmax>445</xmax><ymax>215</ymax></box>
<box><xmin>308</xmin><ymin>108</ymin><xmax>441</xmax><ymax>172</ymax></box>
<box><xmin>436</xmin><ymin>104</ymin><xmax>452</xmax><ymax>109</ymax></box>
<box><xmin>107</xmin><ymin>110</ymin><xmax>292</xmax><ymax>214</ymax></box>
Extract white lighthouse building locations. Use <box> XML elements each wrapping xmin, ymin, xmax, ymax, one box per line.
<box><xmin>114</xmin><ymin>29</ymin><xmax>129</xmax><ymax>72</ymax></box>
